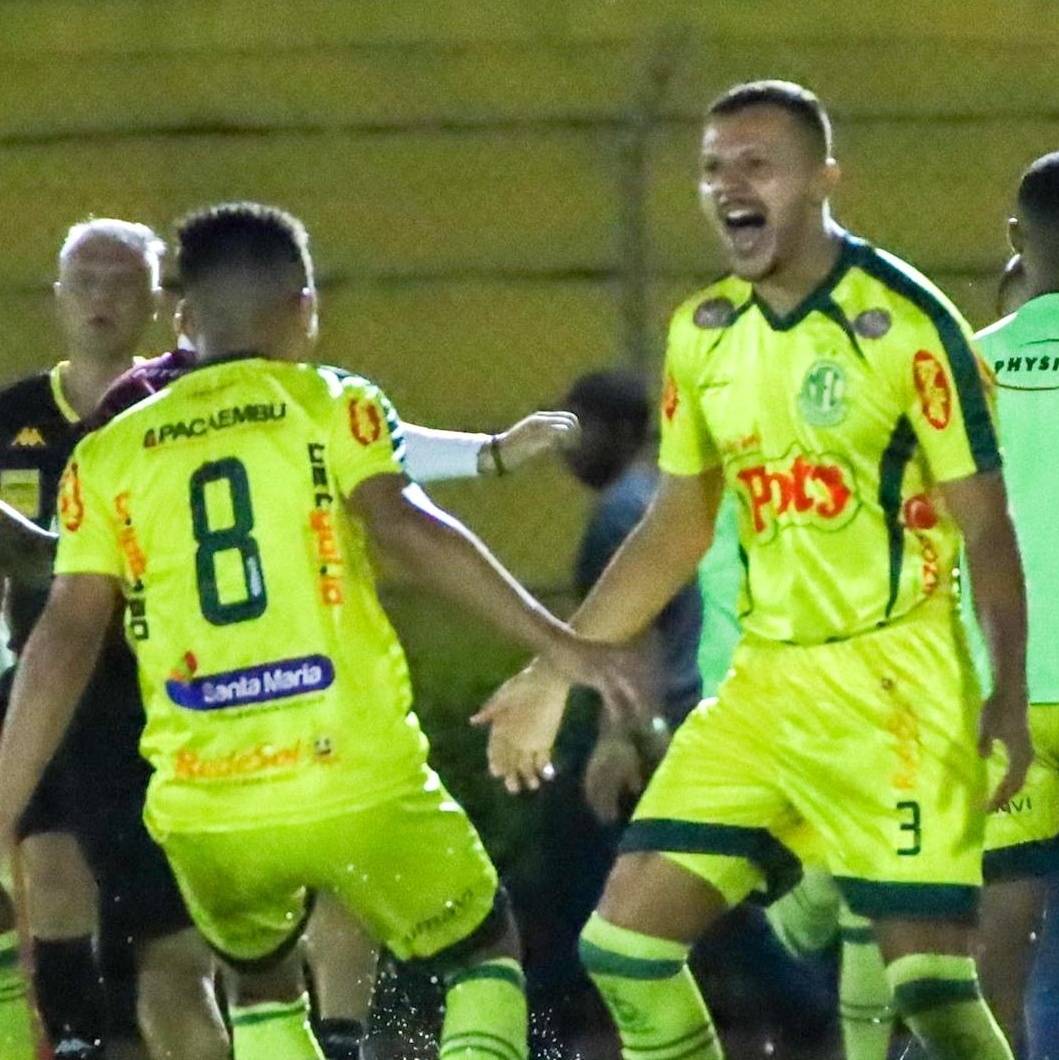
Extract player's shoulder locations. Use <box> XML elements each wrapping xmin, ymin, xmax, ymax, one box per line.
<box><xmin>0</xmin><ymin>369</ymin><xmax>53</xmax><ymax>417</ymax></box>
<box><xmin>839</xmin><ymin>237</ymin><xmax>973</xmax><ymax>342</ymax></box>
<box><xmin>670</xmin><ymin>274</ymin><xmax>754</xmax><ymax>336</ymax></box>
<box><xmin>974</xmin><ymin>311</ymin><xmax>1016</xmax><ymax>356</ymax></box>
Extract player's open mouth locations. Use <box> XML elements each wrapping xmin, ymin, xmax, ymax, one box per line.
<box><xmin>722</xmin><ymin>208</ymin><xmax>768</xmax><ymax>256</ymax></box>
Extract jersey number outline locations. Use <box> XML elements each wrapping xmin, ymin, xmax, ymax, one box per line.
<box><xmin>189</xmin><ymin>458</ymin><xmax>267</xmax><ymax>625</ymax></box>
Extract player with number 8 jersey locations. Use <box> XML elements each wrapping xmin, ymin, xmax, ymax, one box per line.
<box><xmin>56</xmin><ymin>358</ymin><xmax>433</xmax><ymax>836</ymax></box>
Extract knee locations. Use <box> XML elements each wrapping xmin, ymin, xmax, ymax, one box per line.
<box><xmin>430</xmin><ymin>888</ymin><xmax>521</xmax><ymax>977</ymax></box>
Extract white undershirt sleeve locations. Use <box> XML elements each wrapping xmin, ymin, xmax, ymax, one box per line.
<box><xmin>402</xmin><ymin>423</ymin><xmax>490</xmax><ymax>482</ymax></box>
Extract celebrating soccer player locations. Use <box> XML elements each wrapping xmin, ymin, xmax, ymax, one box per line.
<box><xmin>476</xmin><ymin>79</ymin><xmax>1030</xmax><ymax>1060</ymax></box>
<box><xmin>0</xmin><ymin>201</ymin><xmax>639</xmax><ymax>1060</ymax></box>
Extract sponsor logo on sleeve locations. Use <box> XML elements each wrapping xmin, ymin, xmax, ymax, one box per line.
<box><xmin>348</xmin><ymin>398</ymin><xmax>383</xmax><ymax>446</ymax></box>
<box><xmin>912</xmin><ymin>350</ymin><xmax>952</xmax><ymax>429</ymax></box>
<box><xmin>306</xmin><ymin>443</ymin><xmax>344</xmax><ymax>605</ymax></box>
<box><xmin>58</xmin><ymin>462</ymin><xmax>84</xmax><ymax>531</ymax></box>
<box><xmin>165</xmin><ymin>654</ymin><xmax>335</xmax><ymax>710</ymax></box>
<box><xmin>662</xmin><ymin>373</ymin><xmax>679</xmax><ymax>422</ymax></box>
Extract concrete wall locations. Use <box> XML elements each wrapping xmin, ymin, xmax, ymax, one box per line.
<box><xmin>2</xmin><ymin>0</ymin><xmax>1057</xmax><ymax>591</ymax></box>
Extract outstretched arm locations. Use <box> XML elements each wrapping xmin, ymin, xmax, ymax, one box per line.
<box><xmin>0</xmin><ymin>574</ymin><xmax>119</xmax><ymax>847</ymax></box>
<box><xmin>0</xmin><ymin>500</ymin><xmax>57</xmax><ymax>585</ymax></box>
<box><xmin>940</xmin><ymin>469</ymin><xmax>1030</xmax><ymax>810</ymax></box>
<box><xmin>474</xmin><ymin>467</ymin><xmax>723</xmax><ymax>791</ymax></box>
<box><xmin>347</xmin><ymin>473</ymin><xmax>641</xmax><ymax>719</ymax></box>
<box><xmin>403</xmin><ymin>411</ymin><xmax>580</xmax><ymax>482</ymax></box>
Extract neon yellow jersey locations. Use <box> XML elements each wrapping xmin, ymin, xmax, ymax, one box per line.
<box><xmin>54</xmin><ymin>356</ymin><xmax>429</xmax><ymax>833</ymax></box>
<box><xmin>660</xmin><ymin>233</ymin><xmax>1000</xmax><ymax>645</ymax></box>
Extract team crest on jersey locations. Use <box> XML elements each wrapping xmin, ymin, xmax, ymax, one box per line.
<box><xmin>912</xmin><ymin>350</ymin><xmax>952</xmax><ymax>429</ymax></box>
<box><xmin>0</xmin><ymin>469</ymin><xmax>41</xmax><ymax>518</ymax></box>
<box><xmin>798</xmin><ymin>360</ymin><xmax>848</xmax><ymax>427</ymax></box>
<box><xmin>852</xmin><ymin>309</ymin><xmax>892</xmax><ymax>339</ymax></box>
<box><xmin>693</xmin><ymin>297</ymin><xmax>736</xmax><ymax>330</ymax></box>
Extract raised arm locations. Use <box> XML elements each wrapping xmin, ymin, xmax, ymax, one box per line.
<box><xmin>939</xmin><ymin>469</ymin><xmax>1030</xmax><ymax>810</ymax></box>
<box><xmin>402</xmin><ymin>411</ymin><xmax>579</xmax><ymax>482</ymax></box>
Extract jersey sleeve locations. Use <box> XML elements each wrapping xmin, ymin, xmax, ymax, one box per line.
<box><xmin>329</xmin><ymin>376</ymin><xmax>407</xmax><ymax>497</ymax></box>
<box><xmin>52</xmin><ymin>436</ymin><xmax>123</xmax><ymax>578</ymax></box>
<box><xmin>898</xmin><ymin>311</ymin><xmax>1001</xmax><ymax>483</ymax></box>
<box><xmin>657</xmin><ymin>304</ymin><xmax>721</xmax><ymax>476</ymax></box>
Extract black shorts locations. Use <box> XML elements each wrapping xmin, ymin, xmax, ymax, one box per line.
<box><xmin>0</xmin><ymin>646</ymin><xmax>192</xmax><ymax>942</ymax></box>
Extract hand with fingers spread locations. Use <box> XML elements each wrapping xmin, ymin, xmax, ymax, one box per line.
<box><xmin>481</xmin><ymin>411</ymin><xmax>581</xmax><ymax>475</ymax></box>
<box><xmin>472</xmin><ymin>662</ymin><xmax>568</xmax><ymax>793</ymax></box>
<box><xmin>980</xmin><ymin>688</ymin><xmax>1032</xmax><ymax>812</ymax></box>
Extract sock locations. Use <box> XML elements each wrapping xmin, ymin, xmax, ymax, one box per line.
<box><xmin>579</xmin><ymin>912</ymin><xmax>723</xmax><ymax>1060</ymax></box>
<box><xmin>313</xmin><ymin>1017</ymin><xmax>365</xmax><ymax>1060</ymax></box>
<box><xmin>231</xmin><ymin>993</ymin><xmax>324</xmax><ymax>1060</ymax></box>
<box><xmin>765</xmin><ymin>867</ymin><xmax>841</xmax><ymax>958</ymax></box>
<box><xmin>33</xmin><ymin>935</ymin><xmax>106</xmax><ymax>1055</ymax></box>
<box><xmin>440</xmin><ymin>957</ymin><xmax>528</xmax><ymax>1060</ymax></box>
<box><xmin>0</xmin><ymin>930</ymin><xmax>35</xmax><ymax>1059</ymax></box>
<box><xmin>838</xmin><ymin>909</ymin><xmax>894</xmax><ymax>1060</ymax></box>
<box><xmin>888</xmin><ymin>953</ymin><xmax>1014</xmax><ymax>1060</ymax></box>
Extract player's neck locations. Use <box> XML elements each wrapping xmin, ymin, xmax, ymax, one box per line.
<box><xmin>752</xmin><ymin>222</ymin><xmax>844</xmax><ymax>318</ymax></box>
<box><xmin>61</xmin><ymin>349</ymin><xmax>137</xmax><ymax>417</ymax></box>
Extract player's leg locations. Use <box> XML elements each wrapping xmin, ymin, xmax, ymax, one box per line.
<box><xmin>157</xmin><ymin>824</ymin><xmax>324</xmax><ymax>1060</ymax></box>
<box><xmin>0</xmin><ymin>873</ymin><xmax>35</xmax><ymax>1059</ymax></box>
<box><xmin>837</xmin><ymin>906</ymin><xmax>894</xmax><ymax>1060</ymax></box>
<box><xmin>976</xmin><ymin>701</ymin><xmax>1059</xmax><ymax>1052</ymax></box>
<box><xmin>764</xmin><ymin>862</ymin><xmax>841</xmax><ymax>959</ymax></box>
<box><xmin>808</xmin><ymin>607</ymin><xmax>1013</xmax><ymax>1060</ymax></box>
<box><xmin>304</xmin><ymin>892</ymin><xmax>379</xmax><ymax>1060</ymax></box>
<box><xmin>20</xmin><ymin>830</ymin><xmax>106</xmax><ymax>1060</ymax></box>
<box><xmin>578</xmin><ymin>656</ymin><xmax>804</xmax><ymax>1060</ymax></box>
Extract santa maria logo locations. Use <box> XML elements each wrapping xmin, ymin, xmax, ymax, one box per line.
<box><xmin>166</xmin><ymin>654</ymin><xmax>335</xmax><ymax>711</ymax></box>
<box><xmin>798</xmin><ymin>360</ymin><xmax>848</xmax><ymax>427</ymax></box>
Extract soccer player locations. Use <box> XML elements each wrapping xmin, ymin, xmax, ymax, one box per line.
<box><xmin>0</xmin><ymin>201</ymin><xmax>639</xmax><ymax>1060</ymax></box>
<box><xmin>476</xmin><ymin>79</ymin><xmax>1030</xmax><ymax>1060</ymax></box>
<box><xmin>0</xmin><ymin>217</ymin><xmax>578</xmax><ymax>1060</ymax></box>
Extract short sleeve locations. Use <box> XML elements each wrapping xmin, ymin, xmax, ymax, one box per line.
<box><xmin>328</xmin><ymin>375</ymin><xmax>407</xmax><ymax>498</ymax></box>
<box><xmin>657</xmin><ymin>306</ymin><xmax>721</xmax><ymax>476</ymax></box>
<box><xmin>899</xmin><ymin>314</ymin><xmax>1001</xmax><ymax>484</ymax></box>
<box><xmin>52</xmin><ymin>437</ymin><xmax>124</xmax><ymax>578</ymax></box>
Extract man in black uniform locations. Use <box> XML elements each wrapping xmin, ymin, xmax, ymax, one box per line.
<box><xmin>0</xmin><ymin>218</ymin><xmax>229</xmax><ymax>1060</ymax></box>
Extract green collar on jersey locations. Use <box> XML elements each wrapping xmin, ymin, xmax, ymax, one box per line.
<box><xmin>751</xmin><ymin>230</ymin><xmax>863</xmax><ymax>333</ymax></box>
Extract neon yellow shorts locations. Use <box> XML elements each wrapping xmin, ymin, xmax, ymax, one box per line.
<box><xmin>984</xmin><ymin>703</ymin><xmax>1059</xmax><ymax>880</ymax></box>
<box><xmin>151</xmin><ymin>766</ymin><xmax>499</xmax><ymax>964</ymax></box>
<box><xmin>624</xmin><ymin>601</ymin><xmax>987</xmax><ymax>919</ymax></box>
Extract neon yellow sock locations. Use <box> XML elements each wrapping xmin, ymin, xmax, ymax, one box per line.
<box><xmin>440</xmin><ymin>957</ymin><xmax>528</xmax><ymax>1060</ymax></box>
<box><xmin>0</xmin><ymin>930</ymin><xmax>35</xmax><ymax>1059</ymax></box>
<box><xmin>580</xmin><ymin>913</ymin><xmax>723</xmax><ymax>1060</ymax></box>
<box><xmin>766</xmin><ymin>866</ymin><xmax>841</xmax><ymax>957</ymax></box>
<box><xmin>887</xmin><ymin>953</ymin><xmax>1014</xmax><ymax>1060</ymax></box>
<box><xmin>230</xmin><ymin>993</ymin><xmax>324</xmax><ymax>1060</ymax></box>
<box><xmin>838</xmin><ymin>909</ymin><xmax>894</xmax><ymax>1060</ymax></box>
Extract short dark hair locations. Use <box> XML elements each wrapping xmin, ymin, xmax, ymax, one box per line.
<box><xmin>1018</xmin><ymin>152</ymin><xmax>1059</xmax><ymax>232</ymax></box>
<box><xmin>175</xmin><ymin>201</ymin><xmax>314</xmax><ymax>291</ymax></box>
<box><xmin>707</xmin><ymin>80</ymin><xmax>832</xmax><ymax>160</ymax></box>
<box><xmin>566</xmin><ymin>369</ymin><xmax>651</xmax><ymax>447</ymax></box>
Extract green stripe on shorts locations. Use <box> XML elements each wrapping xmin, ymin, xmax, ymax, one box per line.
<box><xmin>835</xmin><ymin>878</ymin><xmax>978</xmax><ymax>919</ymax></box>
<box><xmin>620</xmin><ymin>818</ymin><xmax>801</xmax><ymax>902</ymax></box>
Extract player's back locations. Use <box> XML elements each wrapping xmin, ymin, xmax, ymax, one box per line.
<box><xmin>60</xmin><ymin>356</ymin><xmax>427</xmax><ymax>832</ymax></box>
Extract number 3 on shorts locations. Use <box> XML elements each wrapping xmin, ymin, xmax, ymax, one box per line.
<box><xmin>189</xmin><ymin>457</ymin><xmax>268</xmax><ymax>626</ymax></box>
<box><xmin>896</xmin><ymin>799</ymin><xmax>922</xmax><ymax>856</ymax></box>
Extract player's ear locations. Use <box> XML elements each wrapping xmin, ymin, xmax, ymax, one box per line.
<box><xmin>1008</xmin><ymin>217</ymin><xmax>1022</xmax><ymax>253</ymax></box>
<box><xmin>173</xmin><ymin>298</ymin><xmax>193</xmax><ymax>343</ymax></box>
<box><xmin>300</xmin><ymin>287</ymin><xmax>319</xmax><ymax>342</ymax></box>
<box><xmin>821</xmin><ymin>156</ymin><xmax>841</xmax><ymax>196</ymax></box>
